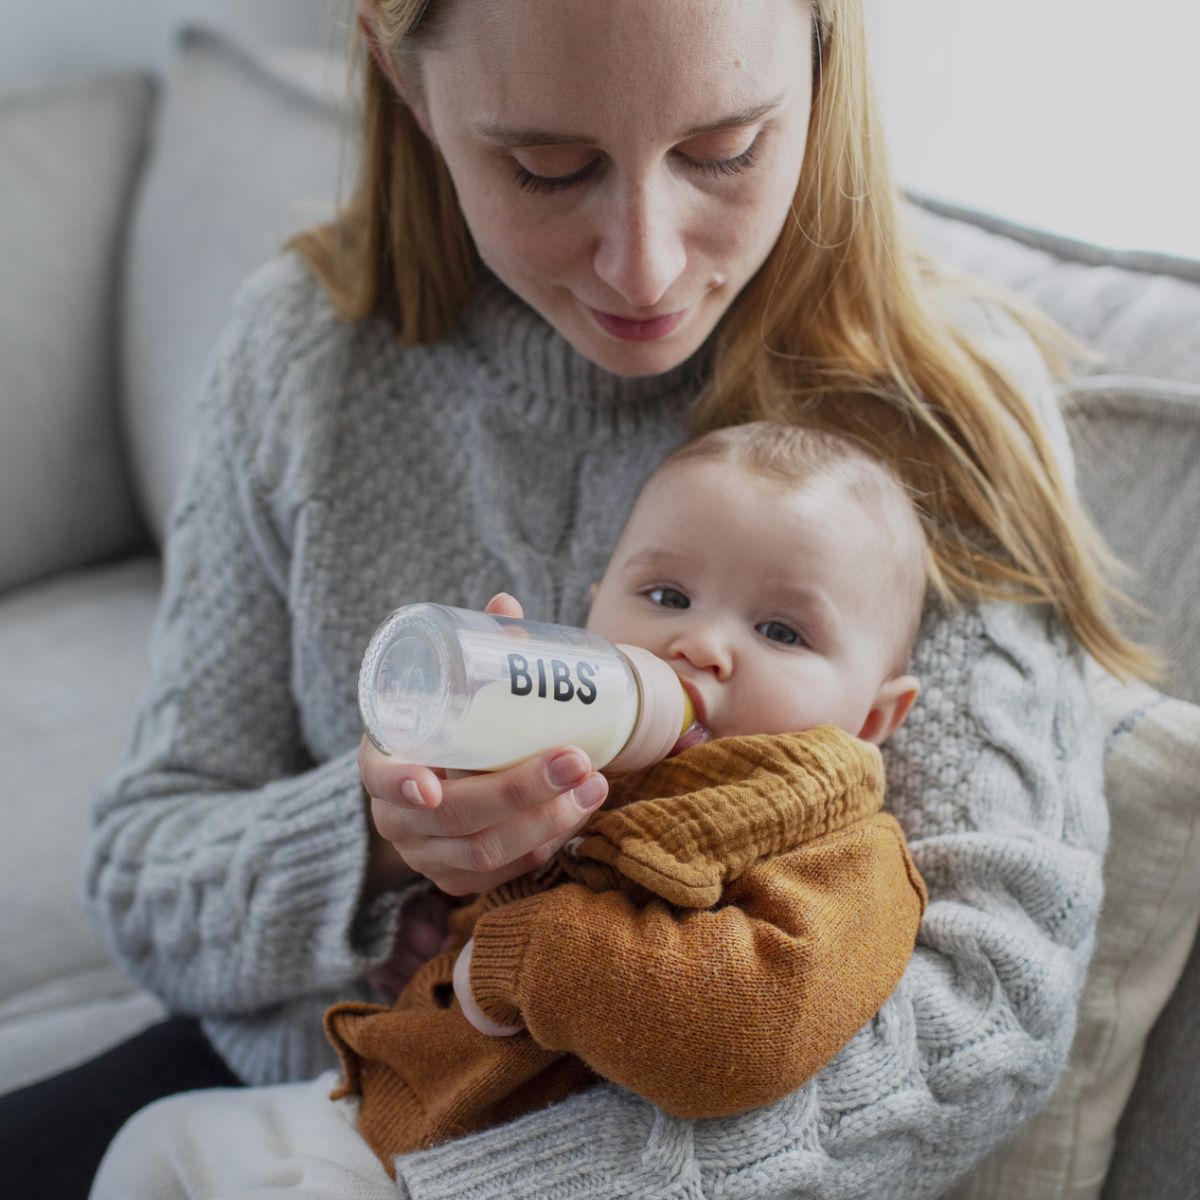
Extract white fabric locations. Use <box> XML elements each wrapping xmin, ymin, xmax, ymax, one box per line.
<box><xmin>120</xmin><ymin>26</ymin><xmax>345</xmax><ymax>541</ymax></box>
<box><xmin>0</xmin><ymin>557</ymin><xmax>162</xmax><ymax>1092</ymax></box>
<box><xmin>0</xmin><ymin>72</ymin><xmax>150</xmax><ymax>592</ymax></box>
<box><xmin>90</xmin><ymin>1072</ymin><xmax>400</xmax><ymax>1200</ymax></box>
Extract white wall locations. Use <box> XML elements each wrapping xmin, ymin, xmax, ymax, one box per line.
<box><xmin>865</xmin><ymin>0</ymin><xmax>1200</xmax><ymax>258</ymax></box>
<box><xmin>0</xmin><ymin>0</ymin><xmax>351</xmax><ymax>85</ymax></box>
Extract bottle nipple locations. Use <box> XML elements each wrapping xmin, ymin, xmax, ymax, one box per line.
<box><xmin>605</xmin><ymin>645</ymin><xmax>695</xmax><ymax>774</ymax></box>
<box><xmin>679</xmin><ymin>689</ymin><xmax>695</xmax><ymax>735</ymax></box>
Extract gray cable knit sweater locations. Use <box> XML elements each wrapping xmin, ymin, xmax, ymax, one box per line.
<box><xmin>84</xmin><ymin>252</ymin><xmax>1105</xmax><ymax>1199</ymax></box>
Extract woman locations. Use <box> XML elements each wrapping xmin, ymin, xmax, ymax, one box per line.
<box><xmin>4</xmin><ymin>0</ymin><xmax>1149</xmax><ymax>1195</ymax></box>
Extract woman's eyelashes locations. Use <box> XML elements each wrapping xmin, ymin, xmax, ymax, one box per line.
<box><xmin>514</xmin><ymin>158</ymin><xmax>600</xmax><ymax>195</ymax></box>
<box><xmin>513</xmin><ymin>133</ymin><xmax>764</xmax><ymax>195</ymax></box>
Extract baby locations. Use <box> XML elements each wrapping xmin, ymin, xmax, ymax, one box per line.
<box><xmin>91</xmin><ymin>421</ymin><xmax>929</xmax><ymax>1198</ymax></box>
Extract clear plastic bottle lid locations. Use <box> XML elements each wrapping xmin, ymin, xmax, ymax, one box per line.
<box><xmin>358</xmin><ymin>604</ymin><xmax>467</xmax><ymax>757</ymax></box>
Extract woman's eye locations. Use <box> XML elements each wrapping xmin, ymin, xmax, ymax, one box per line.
<box><xmin>513</xmin><ymin>131</ymin><xmax>764</xmax><ymax>195</ymax></box>
<box><xmin>685</xmin><ymin>132</ymin><xmax>763</xmax><ymax>180</ymax></box>
<box><xmin>647</xmin><ymin>586</ymin><xmax>690</xmax><ymax>610</ymax></box>
<box><xmin>757</xmin><ymin>620</ymin><xmax>802</xmax><ymax>646</ymax></box>
<box><xmin>513</xmin><ymin>159</ymin><xmax>600</xmax><ymax>195</ymax></box>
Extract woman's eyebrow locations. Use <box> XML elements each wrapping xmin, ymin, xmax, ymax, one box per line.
<box><xmin>474</xmin><ymin>96</ymin><xmax>787</xmax><ymax>148</ymax></box>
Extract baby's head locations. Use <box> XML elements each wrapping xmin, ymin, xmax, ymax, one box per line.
<box><xmin>586</xmin><ymin>421</ymin><xmax>928</xmax><ymax>748</ymax></box>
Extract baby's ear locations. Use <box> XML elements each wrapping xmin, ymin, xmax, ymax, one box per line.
<box><xmin>857</xmin><ymin>675</ymin><xmax>920</xmax><ymax>745</ymax></box>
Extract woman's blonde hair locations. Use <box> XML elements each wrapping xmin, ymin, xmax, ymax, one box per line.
<box><xmin>291</xmin><ymin>0</ymin><xmax>1156</xmax><ymax>680</ymax></box>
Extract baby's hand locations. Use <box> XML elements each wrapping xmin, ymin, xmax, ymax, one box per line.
<box><xmin>360</xmin><ymin>592</ymin><xmax>609</xmax><ymax>898</ymax></box>
<box><xmin>453</xmin><ymin>936</ymin><xmax>522</xmax><ymax>1037</ymax></box>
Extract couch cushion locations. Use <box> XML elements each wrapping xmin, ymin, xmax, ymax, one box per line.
<box><xmin>1063</xmin><ymin>377</ymin><xmax>1200</xmax><ymax>706</ymax></box>
<box><xmin>0</xmin><ymin>73</ymin><xmax>153</xmax><ymax>595</ymax></box>
<box><xmin>907</xmin><ymin>194</ymin><xmax>1200</xmax><ymax>388</ymax></box>
<box><xmin>121</xmin><ymin>25</ymin><xmax>346</xmax><ymax>541</ymax></box>
<box><xmin>951</xmin><ymin>674</ymin><xmax>1200</xmax><ymax>1200</ymax></box>
<box><xmin>0</xmin><ymin>556</ymin><xmax>163</xmax><ymax>1092</ymax></box>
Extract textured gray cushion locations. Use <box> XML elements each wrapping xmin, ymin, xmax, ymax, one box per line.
<box><xmin>1105</xmin><ymin>898</ymin><xmax>1200</xmax><ymax>1200</ymax></box>
<box><xmin>1062</xmin><ymin>377</ymin><xmax>1200</xmax><ymax>706</ymax></box>
<box><xmin>121</xmin><ymin>25</ymin><xmax>346</xmax><ymax>540</ymax></box>
<box><xmin>0</xmin><ymin>73</ymin><xmax>153</xmax><ymax>595</ymax></box>
<box><xmin>907</xmin><ymin>195</ymin><xmax>1200</xmax><ymax>388</ymax></box>
<box><xmin>0</xmin><ymin>556</ymin><xmax>163</xmax><ymax>1091</ymax></box>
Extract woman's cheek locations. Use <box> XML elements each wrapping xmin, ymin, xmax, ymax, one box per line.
<box><xmin>477</xmin><ymin>209</ymin><xmax>578</xmax><ymax>282</ymax></box>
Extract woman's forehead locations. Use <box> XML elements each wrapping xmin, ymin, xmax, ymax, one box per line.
<box><xmin>424</xmin><ymin>0</ymin><xmax>813</xmax><ymax>131</ymax></box>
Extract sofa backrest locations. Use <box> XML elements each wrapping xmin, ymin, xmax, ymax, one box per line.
<box><xmin>0</xmin><ymin>73</ymin><xmax>154</xmax><ymax>595</ymax></box>
<box><xmin>908</xmin><ymin>195</ymin><xmax>1200</xmax><ymax>705</ymax></box>
<box><xmin>120</xmin><ymin>25</ymin><xmax>348</xmax><ymax>542</ymax></box>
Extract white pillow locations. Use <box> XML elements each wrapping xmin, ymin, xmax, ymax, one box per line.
<box><xmin>0</xmin><ymin>73</ymin><xmax>152</xmax><ymax>593</ymax></box>
<box><xmin>950</xmin><ymin>669</ymin><xmax>1200</xmax><ymax>1199</ymax></box>
<box><xmin>120</xmin><ymin>25</ymin><xmax>347</xmax><ymax>541</ymax></box>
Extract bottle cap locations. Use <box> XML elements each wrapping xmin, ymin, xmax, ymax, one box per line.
<box><xmin>606</xmin><ymin>645</ymin><xmax>692</xmax><ymax>774</ymax></box>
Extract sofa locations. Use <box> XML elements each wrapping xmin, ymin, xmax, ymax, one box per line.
<box><xmin>1</xmin><ymin>19</ymin><xmax>1198</xmax><ymax>1199</ymax></box>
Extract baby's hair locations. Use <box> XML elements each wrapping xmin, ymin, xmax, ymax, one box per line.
<box><xmin>658</xmin><ymin>421</ymin><xmax>929</xmax><ymax>673</ymax></box>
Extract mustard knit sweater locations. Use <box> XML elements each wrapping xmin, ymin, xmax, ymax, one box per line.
<box><xmin>325</xmin><ymin>726</ymin><xmax>927</xmax><ymax>1172</ymax></box>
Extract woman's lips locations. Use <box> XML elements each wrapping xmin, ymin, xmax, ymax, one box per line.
<box><xmin>588</xmin><ymin>306</ymin><xmax>687</xmax><ymax>342</ymax></box>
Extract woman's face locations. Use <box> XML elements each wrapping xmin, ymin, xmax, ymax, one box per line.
<box><xmin>410</xmin><ymin>0</ymin><xmax>815</xmax><ymax>377</ymax></box>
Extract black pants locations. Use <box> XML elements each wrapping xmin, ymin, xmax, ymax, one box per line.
<box><xmin>0</xmin><ymin>1016</ymin><xmax>243</xmax><ymax>1199</ymax></box>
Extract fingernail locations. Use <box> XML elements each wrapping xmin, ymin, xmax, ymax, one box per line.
<box><xmin>574</xmin><ymin>775</ymin><xmax>608</xmax><ymax>810</ymax></box>
<box><xmin>401</xmin><ymin>779</ymin><xmax>424</xmax><ymax>805</ymax></box>
<box><xmin>548</xmin><ymin>751</ymin><xmax>588</xmax><ymax>789</ymax></box>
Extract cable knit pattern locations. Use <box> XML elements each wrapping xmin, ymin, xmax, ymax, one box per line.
<box><xmin>83</xmin><ymin>252</ymin><xmax>1104</xmax><ymax>1196</ymax></box>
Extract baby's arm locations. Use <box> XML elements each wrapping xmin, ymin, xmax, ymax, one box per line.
<box><xmin>458</xmin><ymin>808</ymin><xmax>925</xmax><ymax>1117</ymax></box>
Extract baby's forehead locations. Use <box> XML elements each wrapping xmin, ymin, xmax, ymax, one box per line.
<box><xmin>640</xmin><ymin>453</ymin><xmax>902</xmax><ymax>527</ymax></box>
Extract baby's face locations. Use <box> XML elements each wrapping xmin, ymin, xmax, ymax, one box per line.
<box><xmin>587</xmin><ymin>458</ymin><xmax>912</xmax><ymax>746</ymax></box>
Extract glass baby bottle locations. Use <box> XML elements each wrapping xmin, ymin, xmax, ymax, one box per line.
<box><xmin>358</xmin><ymin>603</ymin><xmax>695</xmax><ymax>774</ymax></box>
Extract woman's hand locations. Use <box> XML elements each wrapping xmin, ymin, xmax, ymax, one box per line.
<box><xmin>360</xmin><ymin>592</ymin><xmax>609</xmax><ymax>898</ymax></box>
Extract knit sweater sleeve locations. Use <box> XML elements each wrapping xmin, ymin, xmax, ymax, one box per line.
<box><xmin>82</xmin><ymin>265</ymin><xmax>408</xmax><ymax>1034</ymax></box>
<box><xmin>389</xmin><ymin>327</ymin><xmax>1106</xmax><ymax>1199</ymax></box>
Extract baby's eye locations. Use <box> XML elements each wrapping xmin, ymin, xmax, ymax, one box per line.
<box><xmin>647</xmin><ymin>586</ymin><xmax>690</xmax><ymax>610</ymax></box>
<box><xmin>757</xmin><ymin>620</ymin><xmax>802</xmax><ymax>646</ymax></box>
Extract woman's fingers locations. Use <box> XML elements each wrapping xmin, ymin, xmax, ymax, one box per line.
<box><xmin>415</xmin><ymin>772</ymin><xmax>606</xmax><ymax>883</ymax></box>
<box><xmin>359</xmin><ymin>745</ymin><xmax>445</xmax><ymax>812</ymax></box>
<box><xmin>483</xmin><ymin>592</ymin><xmax>524</xmax><ymax>619</ymax></box>
<box><xmin>374</xmin><ymin>746</ymin><xmax>604</xmax><ymax>838</ymax></box>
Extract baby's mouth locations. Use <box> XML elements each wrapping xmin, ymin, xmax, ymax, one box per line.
<box><xmin>669</xmin><ymin>719</ymin><xmax>711</xmax><ymax>757</ymax></box>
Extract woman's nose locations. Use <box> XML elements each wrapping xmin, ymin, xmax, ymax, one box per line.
<box><xmin>591</xmin><ymin>183</ymin><xmax>687</xmax><ymax>310</ymax></box>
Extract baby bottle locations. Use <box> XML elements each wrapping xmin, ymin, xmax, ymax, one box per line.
<box><xmin>358</xmin><ymin>603</ymin><xmax>695</xmax><ymax>774</ymax></box>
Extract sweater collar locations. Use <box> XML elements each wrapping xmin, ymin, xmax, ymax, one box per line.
<box><xmin>459</xmin><ymin>275</ymin><xmax>714</xmax><ymax>417</ymax></box>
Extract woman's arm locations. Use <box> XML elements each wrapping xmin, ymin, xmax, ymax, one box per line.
<box><xmin>82</xmin><ymin>304</ymin><xmax>415</xmax><ymax>1023</ymax></box>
